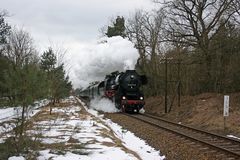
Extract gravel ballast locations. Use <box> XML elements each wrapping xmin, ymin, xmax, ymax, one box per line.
<box><xmin>104</xmin><ymin>113</ymin><xmax>229</xmax><ymax>160</ymax></box>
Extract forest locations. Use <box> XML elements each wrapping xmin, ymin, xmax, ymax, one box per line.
<box><xmin>105</xmin><ymin>0</ymin><xmax>240</xmax><ymax>97</ymax></box>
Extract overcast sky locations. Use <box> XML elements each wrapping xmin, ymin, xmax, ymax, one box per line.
<box><xmin>1</xmin><ymin>0</ymin><xmax>156</xmax><ymax>88</ymax></box>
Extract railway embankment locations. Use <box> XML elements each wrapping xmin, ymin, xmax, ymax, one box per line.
<box><xmin>145</xmin><ymin>92</ymin><xmax>240</xmax><ymax>137</ymax></box>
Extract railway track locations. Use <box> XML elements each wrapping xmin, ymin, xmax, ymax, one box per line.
<box><xmin>125</xmin><ymin>113</ymin><xmax>240</xmax><ymax>159</ymax></box>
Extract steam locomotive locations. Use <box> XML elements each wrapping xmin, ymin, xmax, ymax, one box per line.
<box><xmin>80</xmin><ymin>70</ymin><xmax>147</xmax><ymax>113</ymax></box>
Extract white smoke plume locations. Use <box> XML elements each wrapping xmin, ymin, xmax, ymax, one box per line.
<box><xmin>68</xmin><ymin>36</ymin><xmax>139</xmax><ymax>88</ymax></box>
<box><xmin>90</xmin><ymin>97</ymin><xmax>119</xmax><ymax>113</ymax></box>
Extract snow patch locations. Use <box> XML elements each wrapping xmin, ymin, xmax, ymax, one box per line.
<box><xmin>103</xmin><ymin>119</ymin><xmax>165</xmax><ymax>160</ymax></box>
<box><xmin>227</xmin><ymin>135</ymin><xmax>240</xmax><ymax>140</ymax></box>
<box><xmin>8</xmin><ymin>156</ymin><xmax>25</xmax><ymax>160</ymax></box>
<box><xmin>0</xmin><ymin>99</ymin><xmax>49</xmax><ymax>123</ymax></box>
<box><xmin>139</xmin><ymin>108</ymin><xmax>145</xmax><ymax>114</ymax></box>
<box><xmin>77</xmin><ymin>97</ymin><xmax>165</xmax><ymax>160</ymax></box>
<box><xmin>0</xmin><ymin>99</ymin><xmax>50</xmax><ymax>143</ymax></box>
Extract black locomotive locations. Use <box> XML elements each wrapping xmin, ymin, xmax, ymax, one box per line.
<box><xmin>80</xmin><ymin>70</ymin><xmax>147</xmax><ymax>113</ymax></box>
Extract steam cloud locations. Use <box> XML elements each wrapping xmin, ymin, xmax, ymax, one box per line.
<box><xmin>90</xmin><ymin>97</ymin><xmax>146</xmax><ymax>113</ymax></box>
<box><xmin>90</xmin><ymin>97</ymin><xmax>119</xmax><ymax>113</ymax></box>
<box><xmin>69</xmin><ymin>36</ymin><xmax>139</xmax><ymax>88</ymax></box>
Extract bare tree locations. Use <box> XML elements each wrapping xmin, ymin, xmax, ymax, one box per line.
<box><xmin>127</xmin><ymin>9</ymin><xmax>165</xmax><ymax>65</ymax></box>
<box><xmin>5</xmin><ymin>28</ymin><xmax>37</xmax><ymax>67</ymax></box>
<box><xmin>127</xmin><ymin>9</ymin><xmax>165</xmax><ymax>95</ymax></box>
<box><xmin>155</xmin><ymin>0</ymin><xmax>240</xmax><ymax>90</ymax></box>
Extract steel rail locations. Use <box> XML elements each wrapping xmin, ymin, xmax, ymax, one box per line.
<box><xmin>143</xmin><ymin>113</ymin><xmax>240</xmax><ymax>143</ymax></box>
<box><xmin>124</xmin><ymin>113</ymin><xmax>240</xmax><ymax>159</ymax></box>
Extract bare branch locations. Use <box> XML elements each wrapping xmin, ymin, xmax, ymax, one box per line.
<box><xmin>5</xmin><ymin>27</ymin><xmax>37</xmax><ymax>67</ymax></box>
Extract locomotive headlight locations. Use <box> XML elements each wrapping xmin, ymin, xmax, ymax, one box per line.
<box><xmin>140</xmin><ymin>97</ymin><xmax>143</xmax><ymax>100</ymax></box>
<box><xmin>122</xmin><ymin>96</ymin><xmax>126</xmax><ymax>100</ymax></box>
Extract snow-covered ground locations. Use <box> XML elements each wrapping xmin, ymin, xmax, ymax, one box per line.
<box><xmin>0</xmin><ymin>99</ymin><xmax>50</xmax><ymax>143</ymax></box>
<box><xmin>2</xmin><ymin>96</ymin><xmax>165</xmax><ymax>159</ymax></box>
<box><xmin>0</xmin><ymin>99</ymin><xmax>49</xmax><ymax>123</ymax></box>
<box><xmin>79</xmin><ymin>98</ymin><xmax>164</xmax><ymax>160</ymax></box>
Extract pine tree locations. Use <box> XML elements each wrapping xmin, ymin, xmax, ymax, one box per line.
<box><xmin>0</xmin><ymin>11</ymin><xmax>11</xmax><ymax>100</ymax></box>
<box><xmin>40</xmin><ymin>48</ymin><xmax>56</xmax><ymax>72</ymax></box>
<box><xmin>0</xmin><ymin>55</ymin><xmax>10</xmax><ymax>99</ymax></box>
<box><xmin>52</xmin><ymin>64</ymin><xmax>72</xmax><ymax>101</ymax></box>
<box><xmin>3</xmin><ymin>61</ymin><xmax>48</xmax><ymax>136</ymax></box>
<box><xmin>106</xmin><ymin>16</ymin><xmax>126</xmax><ymax>38</ymax></box>
<box><xmin>0</xmin><ymin>12</ymin><xmax>11</xmax><ymax>52</ymax></box>
<box><xmin>40</xmin><ymin>48</ymin><xmax>72</xmax><ymax>114</ymax></box>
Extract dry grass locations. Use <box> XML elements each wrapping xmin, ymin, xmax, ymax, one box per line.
<box><xmin>145</xmin><ymin>92</ymin><xmax>240</xmax><ymax>136</ymax></box>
